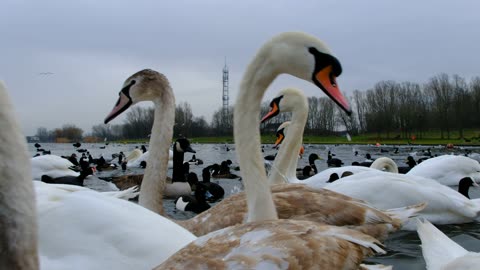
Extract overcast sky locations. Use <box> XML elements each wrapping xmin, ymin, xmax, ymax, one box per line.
<box><xmin>1</xmin><ymin>0</ymin><xmax>479</xmax><ymax>135</ymax></box>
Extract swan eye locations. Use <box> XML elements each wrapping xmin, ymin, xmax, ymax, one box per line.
<box><xmin>308</xmin><ymin>47</ymin><xmax>342</xmax><ymax>77</ymax></box>
<box><xmin>121</xmin><ymin>80</ymin><xmax>136</xmax><ymax>97</ymax></box>
<box><xmin>270</xmin><ymin>95</ymin><xmax>284</xmax><ymax>108</ymax></box>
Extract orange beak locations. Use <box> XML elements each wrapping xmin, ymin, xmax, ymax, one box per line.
<box><xmin>315</xmin><ymin>65</ymin><xmax>351</xmax><ymax>115</ymax></box>
<box><xmin>261</xmin><ymin>102</ymin><xmax>279</xmax><ymax>123</ymax></box>
<box><xmin>299</xmin><ymin>145</ymin><xmax>305</xmax><ymax>156</ymax></box>
<box><xmin>274</xmin><ymin>133</ymin><xmax>285</xmax><ymax>147</ymax></box>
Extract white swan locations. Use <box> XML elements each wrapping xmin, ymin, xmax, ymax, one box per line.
<box><xmin>31</xmin><ymin>154</ymin><xmax>79</xmax><ymax>180</ymax></box>
<box><xmin>325</xmin><ymin>169</ymin><xmax>480</xmax><ymax>229</ymax></box>
<box><xmin>260</xmin><ymin>88</ymin><xmax>397</xmax><ymax>189</ymax></box>
<box><xmin>154</xmin><ymin>31</ymin><xmax>387</xmax><ymax>269</ymax></box>
<box><xmin>407</xmin><ymin>154</ymin><xmax>480</xmax><ymax>185</ymax></box>
<box><xmin>2</xmin><ymin>80</ymin><xmax>196</xmax><ymax>270</ymax></box>
<box><xmin>416</xmin><ymin>219</ymin><xmax>480</xmax><ymax>270</ymax></box>
<box><xmin>105</xmin><ymin>77</ymin><xmax>199</xmax><ymax>207</ymax></box>
<box><xmin>259</xmin><ymin>89</ymin><xmax>426</xmax><ymax>232</ymax></box>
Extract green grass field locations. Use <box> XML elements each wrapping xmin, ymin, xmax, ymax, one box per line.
<box><xmin>114</xmin><ymin>129</ymin><xmax>480</xmax><ymax>146</ymax></box>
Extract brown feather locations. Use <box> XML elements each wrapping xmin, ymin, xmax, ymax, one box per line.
<box><xmin>155</xmin><ymin>219</ymin><xmax>383</xmax><ymax>270</ymax></box>
<box><xmin>177</xmin><ymin>184</ymin><xmax>402</xmax><ymax>240</ymax></box>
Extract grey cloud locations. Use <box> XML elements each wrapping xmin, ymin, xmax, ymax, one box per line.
<box><xmin>1</xmin><ymin>0</ymin><xmax>479</xmax><ymax>135</ymax></box>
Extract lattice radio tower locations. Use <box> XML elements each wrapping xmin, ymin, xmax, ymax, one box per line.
<box><xmin>222</xmin><ymin>57</ymin><xmax>229</xmax><ymax>117</ymax></box>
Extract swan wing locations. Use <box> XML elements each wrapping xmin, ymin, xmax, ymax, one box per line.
<box><xmin>155</xmin><ymin>220</ymin><xmax>384</xmax><ymax>269</ymax></box>
<box><xmin>326</xmin><ymin>172</ymin><xmax>480</xmax><ymax>225</ymax></box>
<box><xmin>303</xmin><ymin>166</ymin><xmax>376</xmax><ymax>188</ymax></box>
<box><xmin>34</xmin><ymin>182</ymin><xmax>196</xmax><ymax>270</ymax></box>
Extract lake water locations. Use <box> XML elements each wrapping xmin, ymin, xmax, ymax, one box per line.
<box><xmin>29</xmin><ymin>142</ymin><xmax>480</xmax><ymax>269</ymax></box>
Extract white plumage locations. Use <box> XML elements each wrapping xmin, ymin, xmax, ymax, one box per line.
<box><xmin>31</xmin><ymin>155</ymin><xmax>79</xmax><ymax>180</ymax></box>
<box><xmin>416</xmin><ymin>219</ymin><xmax>480</xmax><ymax>270</ymax></box>
<box><xmin>407</xmin><ymin>155</ymin><xmax>480</xmax><ymax>185</ymax></box>
<box><xmin>326</xmin><ymin>170</ymin><xmax>480</xmax><ymax>229</ymax></box>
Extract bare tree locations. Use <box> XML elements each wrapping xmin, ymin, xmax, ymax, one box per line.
<box><xmin>425</xmin><ymin>74</ymin><xmax>454</xmax><ymax>139</ymax></box>
<box><xmin>353</xmin><ymin>90</ymin><xmax>367</xmax><ymax>133</ymax></box>
<box><xmin>92</xmin><ymin>124</ymin><xmax>117</xmax><ymax>141</ymax></box>
<box><xmin>53</xmin><ymin>124</ymin><xmax>83</xmax><ymax>142</ymax></box>
<box><xmin>122</xmin><ymin>106</ymin><xmax>155</xmax><ymax>139</ymax></box>
<box><xmin>451</xmin><ymin>75</ymin><xmax>469</xmax><ymax>138</ymax></box>
<box><xmin>470</xmin><ymin>77</ymin><xmax>480</xmax><ymax>128</ymax></box>
<box><xmin>174</xmin><ymin>102</ymin><xmax>194</xmax><ymax>137</ymax></box>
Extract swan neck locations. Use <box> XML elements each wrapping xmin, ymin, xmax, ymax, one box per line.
<box><xmin>0</xmin><ymin>87</ymin><xmax>39</xmax><ymax>269</ymax></box>
<box><xmin>370</xmin><ymin>157</ymin><xmax>399</xmax><ymax>173</ymax></box>
<box><xmin>139</xmin><ymin>91</ymin><xmax>175</xmax><ymax>215</ymax></box>
<box><xmin>234</xmin><ymin>51</ymin><xmax>278</xmax><ymax>222</ymax></box>
<box><xmin>269</xmin><ymin>111</ymin><xmax>307</xmax><ymax>184</ymax></box>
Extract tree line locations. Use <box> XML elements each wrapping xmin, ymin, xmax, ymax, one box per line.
<box><xmin>35</xmin><ymin>73</ymin><xmax>480</xmax><ymax>142</ymax></box>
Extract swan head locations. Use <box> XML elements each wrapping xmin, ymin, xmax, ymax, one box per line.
<box><xmin>264</xmin><ymin>32</ymin><xmax>351</xmax><ymax>114</ymax></box>
<box><xmin>458</xmin><ymin>177</ymin><xmax>478</xmax><ymax>199</ymax></box>
<box><xmin>261</xmin><ymin>88</ymin><xmax>308</xmax><ymax>122</ymax></box>
<box><xmin>104</xmin><ymin>69</ymin><xmax>171</xmax><ymax>124</ymax></box>
<box><xmin>273</xmin><ymin>121</ymin><xmax>291</xmax><ymax>147</ymax></box>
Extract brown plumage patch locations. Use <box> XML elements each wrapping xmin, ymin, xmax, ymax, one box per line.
<box><xmin>110</xmin><ymin>175</ymin><xmax>173</xmax><ymax>190</ymax></box>
<box><xmin>111</xmin><ymin>174</ymin><xmax>144</xmax><ymax>190</ymax></box>
<box><xmin>177</xmin><ymin>184</ymin><xmax>401</xmax><ymax>240</ymax></box>
<box><xmin>155</xmin><ymin>219</ymin><xmax>383</xmax><ymax>270</ymax></box>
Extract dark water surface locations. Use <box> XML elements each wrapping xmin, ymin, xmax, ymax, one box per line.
<box><xmin>29</xmin><ymin>142</ymin><xmax>480</xmax><ymax>269</ymax></box>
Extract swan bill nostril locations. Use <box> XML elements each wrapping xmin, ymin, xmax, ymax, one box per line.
<box><xmin>314</xmin><ymin>65</ymin><xmax>352</xmax><ymax>116</ymax></box>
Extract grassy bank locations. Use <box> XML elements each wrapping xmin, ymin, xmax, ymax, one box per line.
<box><xmin>113</xmin><ymin>129</ymin><xmax>480</xmax><ymax>146</ymax></box>
<box><xmin>114</xmin><ymin>137</ymin><xmax>480</xmax><ymax>146</ymax></box>
<box><xmin>190</xmin><ymin>129</ymin><xmax>480</xmax><ymax>145</ymax></box>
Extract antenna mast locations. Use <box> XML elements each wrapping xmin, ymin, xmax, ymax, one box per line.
<box><xmin>222</xmin><ymin>57</ymin><xmax>229</xmax><ymax>117</ymax></box>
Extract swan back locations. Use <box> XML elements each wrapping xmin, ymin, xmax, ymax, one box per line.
<box><xmin>303</xmin><ymin>165</ymin><xmax>376</xmax><ymax>188</ymax></box>
<box><xmin>408</xmin><ymin>155</ymin><xmax>480</xmax><ymax>185</ymax></box>
<box><xmin>0</xmin><ymin>82</ymin><xmax>39</xmax><ymax>269</ymax></box>
<box><xmin>31</xmin><ymin>155</ymin><xmax>79</xmax><ymax>180</ymax></box>
<box><xmin>125</xmin><ymin>149</ymin><xmax>142</xmax><ymax>162</ymax></box>
<box><xmin>326</xmin><ymin>171</ymin><xmax>480</xmax><ymax>227</ymax></box>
